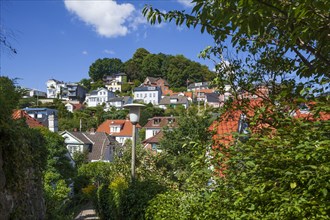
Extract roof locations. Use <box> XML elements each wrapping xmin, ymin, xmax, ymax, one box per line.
<box><xmin>134</xmin><ymin>86</ymin><xmax>161</xmax><ymax>92</ymax></box>
<box><xmin>159</xmin><ymin>96</ymin><xmax>188</xmax><ymax>105</ymax></box>
<box><xmin>210</xmin><ymin>110</ymin><xmax>241</xmax><ymax>146</ymax></box>
<box><xmin>67</xmin><ymin>131</ymin><xmax>93</xmax><ymax>144</ymax></box>
<box><xmin>206</xmin><ymin>93</ymin><xmax>220</xmax><ymax>103</ymax></box>
<box><xmin>143</xmin><ymin>130</ymin><xmax>164</xmax><ymax>144</ymax></box>
<box><xmin>108</xmin><ymin>97</ymin><xmax>124</xmax><ymax>102</ymax></box>
<box><xmin>23</xmin><ymin>107</ymin><xmax>58</xmax><ymax>113</ymax></box>
<box><xmin>145</xmin><ymin>77</ymin><xmax>169</xmax><ymax>86</ymax></box>
<box><xmin>12</xmin><ymin>110</ymin><xmax>44</xmax><ymax>128</ymax></box>
<box><xmin>211</xmin><ymin>100</ymin><xmax>330</xmax><ymax>146</ymax></box>
<box><xmin>188</xmin><ymin>82</ymin><xmax>210</xmax><ymax>89</ymax></box>
<box><xmin>144</xmin><ymin>116</ymin><xmax>177</xmax><ymax>129</ymax></box>
<box><xmin>62</xmin><ymin>131</ymin><xmax>117</xmax><ymax>161</ymax></box>
<box><xmin>89</xmin><ymin>87</ymin><xmax>108</xmax><ymax>95</ymax></box>
<box><xmin>194</xmin><ymin>89</ymin><xmax>216</xmax><ymax>95</ymax></box>
<box><xmin>66</xmin><ymin>103</ymin><xmax>85</xmax><ymax>111</ymax></box>
<box><xmin>97</xmin><ymin>119</ymin><xmax>141</xmax><ymax>137</ymax></box>
<box><xmin>116</xmin><ymin>72</ymin><xmax>126</xmax><ymax>76</ymax></box>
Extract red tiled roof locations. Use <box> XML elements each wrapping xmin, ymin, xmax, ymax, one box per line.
<box><xmin>143</xmin><ymin>131</ymin><xmax>164</xmax><ymax>144</ymax></box>
<box><xmin>73</xmin><ymin>103</ymin><xmax>85</xmax><ymax>111</ymax></box>
<box><xmin>12</xmin><ymin>110</ymin><xmax>44</xmax><ymax>128</ymax></box>
<box><xmin>211</xmin><ymin>100</ymin><xmax>330</xmax><ymax>147</ymax></box>
<box><xmin>144</xmin><ymin>117</ymin><xmax>177</xmax><ymax>129</ymax></box>
<box><xmin>97</xmin><ymin>119</ymin><xmax>141</xmax><ymax>137</ymax></box>
<box><xmin>210</xmin><ymin>110</ymin><xmax>241</xmax><ymax>146</ymax></box>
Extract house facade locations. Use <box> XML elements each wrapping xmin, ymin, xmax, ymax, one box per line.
<box><xmin>23</xmin><ymin>107</ymin><xmax>58</xmax><ymax>132</ymax></box>
<box><xmin>133</xmin><ymin>86</ymin><xmax>162</xmax><ymax>105</ymax></box>
<box><xmin>159</xmin><ymin>95</ymin><xmax>189</xmax><ymax>110</ymax></box>
<box><xmin>61</xmin><ymin>131</ymin><xmax>118</xmax><ymax>162</ymax></box>
<box><xmin>204</xmin><ymin>93</ymin><xmax>221</xmax><ymax>108</ymax></box>
<box><xmin>65</xmin><ymin>103</ymin><xmax>85</xmax><ymax>113</ymax></box>
<box><xmin>103</xmin><ymin>73</ymin><xmax>127</xmax><ymax>92</ymax></box>
<box><xmin>85</xmin><ymin>88</ymin><xmax>115</xmax><ymax>107</ymax></box>
<box><xmin>106</xmin><ymin>96</ymin><xmax>133</xmax><ymax>110</ymax></box>
<box><xmin>97</xmin><ymin>119</ymin><xmax>141</xmax><ymax>145</ymax></box>
<box><xmin>142</xmin><ymin>116</ymin><xmax>177</xmax><ymax>153</ymax></box>
<box><xmin>23</xmin><ymin>88</ymin><xmax>47</xmax><ymax>98</ymax></box>
<box><xmin>46</xmin><ymin>79</ymin><xmax>87</xmax><ymax>102</ymax></box>
<box><xmin>143</xmin><ymin>77</ymin><xmax>171</xmax><ymax>95</ymax></box>
<box><xmin>12</xmin><ymin>110</ymin><xmax>45</xmax><ymax>128</ymax></box>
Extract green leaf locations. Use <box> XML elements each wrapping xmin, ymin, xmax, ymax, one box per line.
<box><xmin>290</xmin><ymin>182</ymin><xmax>297</xmax><ymax>189</ymax></box>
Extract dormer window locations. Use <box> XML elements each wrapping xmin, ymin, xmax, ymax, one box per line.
<box><xmin>168</xmin><ymin>118</ymin><xmax>175</xmax><ymax>124</ymax></box>
<box><xmin>153</xmin><ymin>118</ymin><xmax>161</xmax><ymax>124</ymax></box>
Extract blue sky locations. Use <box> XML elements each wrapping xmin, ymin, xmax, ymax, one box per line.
<box><xmin>0</xmin><ymin>0</ymin><xmax>216</xmax><ymax>91</ymax></box>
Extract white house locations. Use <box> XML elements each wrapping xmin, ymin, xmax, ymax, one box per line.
<box><xmin>133</xmin><ymin>86</ymin><xmax>162</xmax><ymax>105</ymax></box>
<box><xmin>23</xmin><ymin>88</ymin><xmax>47</xmax><ymax>98</ymax></box>
<box><xmin>46</xmin><ymin>79</ymin><xmax>63</xmax><ymax>99</ymax></box>
<box><xmin>106</xmin><ymin>96</ymin><xmax>133</xmax><ymax>110</ymax></box>
<box><xmin>103</xmin><ymin>73</ymin><xmax>127</xmax><ymax>92</ymax></box>
<box><xmin>61</xmin><ymin>130</ymin><xmax>118</xmax><ymax>162</ymax></box>
<box><xmin>85</xmin><ymin>88</ymin><xmax>115</xmax><ymax>107</ymax></box>
<box><xmin>159</xmin><ymin>95</ymin><xmax>189</xmax><ymax>110</ymax></box>
<box><xmin>46</xmin><ymin>79</ymin><xmax>87</xmax><ymax>102</ymax></box>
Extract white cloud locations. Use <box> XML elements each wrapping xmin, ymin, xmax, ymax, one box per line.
<box><xmin>64</xmin><ymin>0</ymin><xmax>136</xmax><ymax>38</ymax></box>
<box><xmin>82</xmin><ymin>50</ymin><xmax>88</xmax><ymax>55</ymax></box>
<box><xmin>177</xmin><ymin>0</ymin><xmax>194</xmax><ymax>7</ymax></box>
<box><xmin>104</xmin><ymin>49</ymin><xmax>115</xmax><ymax>55</ymax></box>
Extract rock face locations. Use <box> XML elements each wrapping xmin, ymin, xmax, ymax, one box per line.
<box><xmin>0</xmin><ymin>150</ymin><xmax>46</xmax><ymax>220</ymax></box>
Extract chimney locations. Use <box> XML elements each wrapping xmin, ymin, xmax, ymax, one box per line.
<box><xmin>90</xmin><ymin>128</ymin><xmax>95</xmax><ymax>134</ymax></box>
<box><xmin>48</xmin><ymin>114</ymin><xmax>58</xmax><ymax>132</ymax></box>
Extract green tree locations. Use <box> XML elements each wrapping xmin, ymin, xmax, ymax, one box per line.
<box><xmin>89</xmin><ymin>58</ymin><xmax>123</xmax><ymax>82</ymax></box>
<box><xmin>38</xmin><ymin>127</ymin><xmax>75</xmax><ymax>219</ymax></box>
<box><xmin>79</xmin><ymin>78</ymin><xmax>92</xmax><ymax>92</ymax></box>
<box><xmin>139</xmin><ymin>103</ymin><xmax>165</xmax><ymax>126</ymax></box>
<box><xmin>0</xmin><ymin>77</ymin><xmax>48</xmax><ymax>219</ymax></box>
<box><xmin>124</xmin><ymin>48</ymin><xmax>150</xmax><ymax>81</ymax></box>
<box><xmin>143</xmin><ymin>1</ymin><xmax>330</xmax><ymax>219</ymax></box>
<box><xmin>143</xmin><ymin>0</ymin><xmax>329</xmax><ymax>88</ymax></box>
<box><xmin>157</xmin><ymin>107</ymin><xmax>213</xmax><ymax>189</ymax></box>
<box><xmin>141</xmin><ymin>53</ymin><xmax>165</xmax><ymax>79</ymax></box>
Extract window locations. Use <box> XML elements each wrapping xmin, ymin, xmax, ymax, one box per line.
<box><xmin>151</xmin><ymin>144</ymin><xmax>157</xmax><ymax>151</ymax></box>
<box><xmin>68</xmin><ymin>145</ymin><xmax>80</xmax><ymax>154</ymax></box>
<box><xmin>153</xmin><ymin>130</ymin><xmax>159</xmax><ymax>136</ymax></box>
<box><xmin>154</xmin><ymin>119</ymin><xmax>161</xmax><ymax>124</ymax></box>
<box><xmin>153</xmin><ymin>93</ymin><xmax>155</xmax><ymax>97</ymax></box>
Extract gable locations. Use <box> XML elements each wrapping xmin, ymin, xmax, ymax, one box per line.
<box><xmin>61</xmin><ymin>131</ymin><xmax>85</xmax><ymax>144</ymax></box>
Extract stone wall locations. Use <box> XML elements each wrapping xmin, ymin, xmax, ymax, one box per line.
<box><xmin>0</xmin><ymin>149</ymin><xmax>45</xmax><ymax>220</ymax></box>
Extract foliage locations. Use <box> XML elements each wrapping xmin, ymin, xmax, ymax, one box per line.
<box><xmin>124</xmin><ymin>48</ymin><xmax>151</xmax><ymax>81</ymax></box>
<box><xmin>157</xmin><ymin>107</ymin><xmax>213</xmax><ymax>189</ymax></box>
<box><xmin>121</xmin><ymin>82</ymin><xmax>132</xmax><ymax>93</ymax></box>
<box><xmin>79</xmin><ymin>78</ymin><xmax>92</xmax><ymax>92</ymax></box>
<box><xmin>139</xmin><ymin>103</ymin><xmax>165</xmax><ymax>126</ymax></box>
<box><xmin>73</xmin><ymin>151</ymin><xmax>89</xmax><ymax>168</ymax></box>
<box><xmin>43</xmin><ymin>171</ymin><xmax>72</xmax><ymax>219</ymax></box>
<box><xmin>124</xmin><ymin>48</ymin><xmax>215</xmax><ymax>88</ymax></box>
<box><xmin>89</xmin><ymin>58</ymin><xmax>123</xmax><ymax>82</ymax></box>
<box><xmin>143</xmin><ymin>0</ymin><xmax>330</xmax><ymax>83</ymax></box>
<box><xmin>103</xmin><ymin>108</ymin><xmax>128</xmax><ymax>121</ymax></box>
<box><xmin>90</xmin><ymin>80</ymin><xmax>105</xmax><ymax>91</ymax></box>
<box><xmin>120</xmin><ymin>180</ymin><xmax>167</xmax><ymax>220</ymax></box>
<box><xmin>143</xmin><ymin>1</ymin><xmax>330</xmax><ymax>219</ymax></box>
<box><xmin>0</xmin><ymin>77</ymin><xmax>48</xmax><ymax>218</ymax></box>
<box><xmin>36</xmin><ymin>127</ymin><xmax>76</xmax><ymax>219</ymax></box>
<box><xmin>54</xmin><ymin>98</ymin><xmax>72</xmax><ymax>119</ymax></box>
